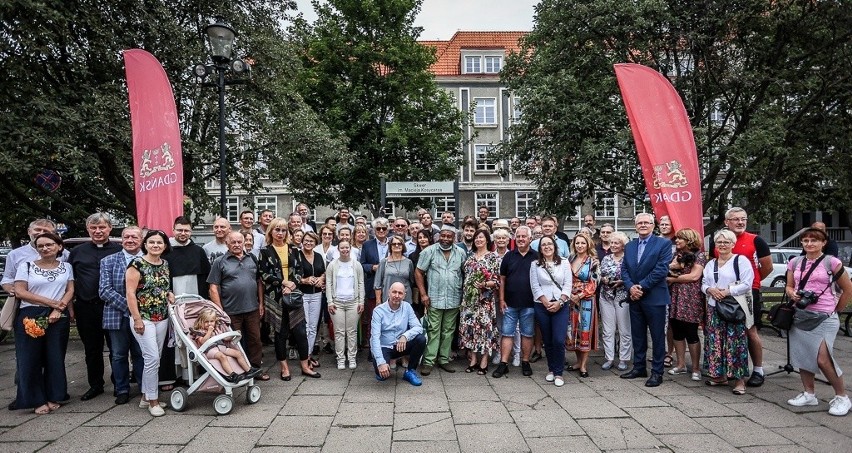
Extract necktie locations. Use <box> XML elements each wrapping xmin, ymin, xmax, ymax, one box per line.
<box><xmin>637</xmin><ymin>239</ymin><xmax>647</xmax><ymax>262</ymax></box>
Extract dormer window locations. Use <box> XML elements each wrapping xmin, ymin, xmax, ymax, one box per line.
<box><xmin>465</xmin><ymin>56</ymin><xmax>481</xmax><ymax>73</ymax></box>
<box><xmin>462</xmin><ymin>53</ymin><xmax>503</xmax><ymax>74</ymax></box>
<box><xmin>484</xmin><ymin>56</ymin><xmax>502</xmax><ymax>73</ymax></box>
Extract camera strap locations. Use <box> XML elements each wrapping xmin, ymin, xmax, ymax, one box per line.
<box><xmin>794</xmin><ymin>254</ymin><xmax>826</xmax><ymax>292</ymax></box>
<box><xmin>712</xmin><ymin>254</ymin><xmax>741</xmax><ymax>285</ymax></box>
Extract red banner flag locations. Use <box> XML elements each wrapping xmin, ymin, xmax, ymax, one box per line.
<box><xmin>124</xmin><ymin>49</ymin><xmax>184</xmax><ymax>231</ymax></box>
<box><xmin>614</xmin><ymin>63</ymin><xmax>704</xmax><ymax>240</ymax></box>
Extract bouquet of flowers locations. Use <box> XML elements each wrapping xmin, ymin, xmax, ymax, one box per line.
<box><xmin>465</xmin><ymin>268</ymin><xmax>494</xmax><ymax>303</ymax></box>
<box><xmin>23</xmin><ymin>316</ymin><xmax>48</xmax><ymax>338</ymax></box>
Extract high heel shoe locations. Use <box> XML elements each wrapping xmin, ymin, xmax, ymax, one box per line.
<box><xmin>579</xmin><ymin>370</ymin><xmax>589</xmax><ymax>378</ymax></box>
<box><xmin>280</xmin><ymin>371</ymin><xmax>291</xmax><ymax>381</ymax></box>
<box><xmin>301</xmin><ymin>370</ymin><xmax>322</xmax><ymax>378</ymax></box>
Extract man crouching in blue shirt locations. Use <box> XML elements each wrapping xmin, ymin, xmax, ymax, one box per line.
<box><xmin>371</xmin><ymin>282</ymin><xmax>425</xmax><ymax>386</ymax></box>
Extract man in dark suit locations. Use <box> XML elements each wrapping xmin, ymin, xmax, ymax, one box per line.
<box><xmin>360</xmin><ymin>217</ymin><xmax>391</xmax><ymax>348</ymax></box>
<box><xmin>620</xmin><ymin>213</ymin><xmax>673</xmax><ymax>387</ymax></box>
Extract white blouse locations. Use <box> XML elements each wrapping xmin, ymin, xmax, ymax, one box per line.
<box><xmin>529</xmin><ymin>260</ymin><xmax>573</xmax><ymax>303</ymax></box>
<box><xmin>701</xmin><ymin>255</ymin><xmax>754</xmax><ymax>307</ymax></box>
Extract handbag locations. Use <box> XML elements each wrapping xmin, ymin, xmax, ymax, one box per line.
<box><xmin>712</xmin><ymin>256</ymin><xmax>749</xmax><ymax>324</ymax></box>
<box><xmin>768</xmin><ymin>302</ymin><xmax>795</xmax><ymax>330</ymax></box>
<box><xmin>281</xmin><ymin>289</ymin><xmax>304</xmax><ymax>310</ymax></box>
<box><xmin>0</xmin><ymin>296</ymin><xmax>19</xmax><ymax>331</ymax></box>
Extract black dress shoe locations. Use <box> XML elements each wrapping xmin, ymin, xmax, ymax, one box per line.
<box><xmin>7</xmin><ymin>400</ymin><xmax>17</xmax><ymax>411</ymax></box>
<box><xmin>521</xmin><ymin>361</ymin><xmax>533</xmax><ymax>377</ymax></box>
<box><xmin>301</xmin><ymin>371</ymin><xmax>321</xmax><ymax>378</ymax></box>
<box><xmin>645</xmin><ymin>372</ymin><xmax>663</xmax><ymax>387</ymax></box>
<box><xmin>746</xmin><ymin>371</ymin><xmax>764</xmax><ymax>387</ymax></box>
<box><xmin>620</xmin><ymin>369</ymin><xmax>648</xmax><ymax>379</ymax></box>
<box><xmin>115</xmin><ymin>393</ymin><xmax>130</xmax><ymax>405</ymax></box>
<box><xmin>81</xmin><ymin>387</ymin><xmax>104</xmax><ymax>401</ymax></box>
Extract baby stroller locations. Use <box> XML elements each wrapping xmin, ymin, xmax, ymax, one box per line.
<box><xmin>167</xmin><ymin>294</ymin><xmax>262</xmax><ymax>415</ymax></box>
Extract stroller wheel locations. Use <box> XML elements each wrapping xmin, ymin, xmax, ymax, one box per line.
<box><xmin>214</xmin><ymin>394</ymin><xmax>234</xmax><ymax>415</ymax></box>
<box><xmin>170</xmin><ymin>388</ymin><xmax>188</xmax><ymax>412</ymax></box>
<box><xmin>246</xmin><ymin>385</ymin><xmax>261</xmax><ymax>404</ymax></box>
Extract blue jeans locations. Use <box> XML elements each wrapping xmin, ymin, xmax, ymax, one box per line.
<box><xmin>629</xmin><ymin>302</ymin><xmax>667</xmax><ymax>375</ymax></box>
<box><xmin>108</xmin><ymin>320</ymin><xmax>144</xmax><ymax>395</ymax></box>
<box><xmin>534</xmin><ymin>303</ymin><xmax>569</xmax><ymax>376</ymax></box>
<box><xmin>502</xmin><ymin>306</ymin><xmax>535</xmax><ymax>338</ymax></box>
<box><xmin>372</xmin><ymin>333</ymin><xmax>426</xmax><ymax>374</ymax></box>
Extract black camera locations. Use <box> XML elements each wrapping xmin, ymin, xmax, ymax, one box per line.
<box><xmin>795</xmin><ymin>290</ymin><xmax>817</xmax><ymax>309</ymax></box>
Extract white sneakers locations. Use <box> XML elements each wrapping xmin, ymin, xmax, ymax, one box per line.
<box><xmin>337</xmin><ymin>362</ymin><xmax>346</xmax><ymax>370</ymax></box>
<box><xmin>148</xmin><ymin>404</ymin><xmax>165</xmax><ymax>417</ymax></box>
<box><xmin>691</xmin><ymin>372</ymin><xmax>701</xmax><ymax>381</ymax></box>
<box><xmin>545</xmin><ymin>372</ymin><xmax>555</xmax><ymax>382</ymax></box>
<box><xmin>668</xmin><ymin>367</ymin><xmax>687</xmax><ymax>375</ymax></box>
<box><xmin>512</xmin><ymin>355</ymin><xmax>521</xmax><ymax>367</ymax></box>
<box><xmin>349</xmin><ymin>361</ymin><xmax>357</xmax><ymax>369</ymax></box>
<box><xmin>828</xmin><ymin>395</ymin><xmax>851</xmax><ymax>416</ymax></box>
<box><xmin>601</xmin><ymin>360</ymin><xmax>613</xmax><ymax>370</ymax></box>
<box><xmin>787</xmin><ymin>392</ymin><xmax>819</xmax><ymax>407</ymax></box>
<box><xmin>139</xmin><ymin>399</ymin><xmax>167</xmax><ymax>409</ymax></box>
<box><xmin>554</xmin><ymin>376</ymin><xmax>565</xmax><ymax>387</ymax></box>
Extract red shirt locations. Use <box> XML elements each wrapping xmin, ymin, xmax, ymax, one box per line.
<box><xmin>713</xmin><ymin>232</ymin><xmax>770</xmax><ymax>289</ymax></box>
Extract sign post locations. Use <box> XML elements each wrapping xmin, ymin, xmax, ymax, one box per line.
<box><xmin>381</xmin><ymin>180</ymin><xmax>459</xmax><ymax>226</ymax></box>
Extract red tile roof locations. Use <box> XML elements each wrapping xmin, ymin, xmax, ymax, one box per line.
<box><xmin>420</xmin><ymin>31</ymin><xmax>527</xmax><ymax>76</ymax></box>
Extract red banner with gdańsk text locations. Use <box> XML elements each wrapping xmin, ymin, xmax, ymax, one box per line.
<box><xmin>614</xmin><ymin>63</ymin><xmax>704</xmax><ymax>240</ymax></box>
<box><xmin>124</xmin><ymin>49</ymin><xmax>184</xmax><ymax>232</ymax></box>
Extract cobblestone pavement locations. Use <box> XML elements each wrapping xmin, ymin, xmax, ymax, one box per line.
<box><xmin>0</xmin><ymin>328</ymin><xmax>850</xmax><ymax>452</ymax></box>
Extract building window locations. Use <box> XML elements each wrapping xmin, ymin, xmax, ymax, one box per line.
<box><xmin>594</xmin><ymin>191</ymin><xmax>616</xmax><ymax>218</ymax></box>
<box><xmin>473</xmin><ymin>98</ymin><xmax>497</xmax><ymax>125</ymax></box>
<box><xmin>473</xmin><ymin>145</ymin><xmax>498</xmax><ymax>173</ymax></box>
<box><xmin>475</xmin><ymin>192</ymin><xmax>499</xmax><ymax>219</ymax></box>
<box><xmin>434</xmin><ymin>197</ymin><xmax>456</xmax><ymax>216</ymax></box>
<box><xmin>225</xmin><ymin>197</ymin><xmax>240</xmax><ymax>223</ymax></box>
<box><xmin>255</xmin><ymin>196</ymin><xmax>277</xmax><ymax>218</ymax></box>
<box><xmin>515</xmin><ymin>191</ymin><xmax>537</xmax><ymax>218</ymax></box>
<box><xmin>383</xmin><ymin>201</ymin><xmax>397</xmax><ymax>218</ymax></box>
<box><xmin>484</xmin><ymin>56</ymin><xmax>502</xmax><ymax>73</ymax></box>
<box><xmin>512</xmin><ymin>96</ymin><xmax>522</xmax><ymax>123</ymax></box>
<box><xmin>464</xmin><ymin>56</ymin><xmax>481</xmax><ymax>73</ymax></box>
<box><xmin>291</xmin><ymin>200</ymin><xmax>316</xmax><ymax>222</ymax></box>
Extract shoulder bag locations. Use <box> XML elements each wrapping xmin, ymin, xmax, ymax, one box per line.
<box><xmin>282</xmin><ymin>249</ymin><xmax>304</xmax><ymax>310</ymax></box>
<box><xmin>713</xmin><ymin>256</ymin><xmax>750</xmax><ymax>324</ymax></box>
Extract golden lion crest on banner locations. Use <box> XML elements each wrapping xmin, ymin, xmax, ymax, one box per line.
<box><xmin>652</xmin><ymin>160</ymin><xmax>688</xmax><ymax>189</ymax></box>
<box><xmin>139</xmin><ymin>143</ymin><xmax>176</xmax><ymax>178</ymax></box>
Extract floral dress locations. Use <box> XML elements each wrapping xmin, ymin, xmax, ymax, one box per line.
<box><xmin>458</xmin><ymin>252</ymin><xmax>500</xmax><ymax>355</ymax></box>
<box><xmin>566</xmin><ymin>255</ymin><xmax>599</xmax><ymax>352</ymax></box>
<box><xmin>129</xmin><ymin>258</ymin><xmax>171</xmax><ymax>322</ymax></box>
<box><xmin>669</xmin><ymin>251</ymin><xmax>706</xmax><ymax>324</ymax></box>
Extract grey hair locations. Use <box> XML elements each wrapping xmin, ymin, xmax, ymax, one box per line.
<box><xmin>514</xmin><ymin>225</ymin><xmax>532</xmax><ymax>236</ymax></box>
<box><xmin>713</xmin><ymin>229</ymin><xmax>737</xmax><ymax>244</ymax></box>
<box><xmin>724</xmin><ymin>207</ymin><xmax>747</xmax><ymax>219</ymax></box>
<box><xmin>29</xmin><ymin>218</ymin><xmax>57</xmax><ymax>231</ymax></box>
<box><xmin>634</xmin><ymin>212</ymin><xmax>654</xmax><ymax>224</ymax></box>
<box><xmin>86</xmin><ymin>212</ymin><xmax>112</xmax><ymax>226</ymax></box>
<box><xmin>372</xmin><ymin>217</ymin><xmax>389</xmax><ymax>229</ymax></box>
<box><xmin>609</xmin><ymin>231</ymin><xmax>629</xmax><ymax>246</ymax></box>
<box><xmin>492</xmin><ymin>229</ymin><xmax>511</xmax><ymax>240</ymax></box>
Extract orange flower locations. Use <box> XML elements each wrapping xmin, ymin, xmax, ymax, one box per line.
<box><xmin>23</xmin><ymin>317</ymin><xmax>47</xmax><ymax>338</ymax></box>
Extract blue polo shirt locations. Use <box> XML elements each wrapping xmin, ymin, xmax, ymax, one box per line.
<box><xmin>499</xmin><ymin>248</ymin><xmax>539</xmax><ymax>309</ymax></box>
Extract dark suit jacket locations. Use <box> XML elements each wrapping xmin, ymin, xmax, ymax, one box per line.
<box><xmin>359</xmin><ymin>239</ymin><xmax>386</xmax><ymax>299</ymax></box>
<box><xmin>621</xmin><ymin>235</ymin><xmax>672</xmax><ymax>306</ymax></box>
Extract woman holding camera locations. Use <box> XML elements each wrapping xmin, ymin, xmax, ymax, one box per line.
<box><xmin>701</xmin><ymin>229</ymin><xmax>753</xmax><ymax>394</ymax></box>
<box><xmin>666</xmin><ymin>228</ymin><xmax>706</xmax><ymax>381</ymax></box>
<box><xmin>785</xmin><ymin>228</ymin><xmax>852</xmax><ymax>416</ymax></box>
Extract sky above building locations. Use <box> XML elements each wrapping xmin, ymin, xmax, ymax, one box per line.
<box><xmin>292</xmin><ymin>0</ymin><xmax>537</xmax><ymax>40</ymax></box>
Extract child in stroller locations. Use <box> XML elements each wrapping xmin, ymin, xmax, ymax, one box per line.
<box><xmin>191</xmin><ymin>308</ymin><xmax>261</xmax><ymax>383</ymax></box>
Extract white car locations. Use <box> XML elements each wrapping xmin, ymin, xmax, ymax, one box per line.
<box><xmin>761</xmin><ymin>247</ymin><xmax>852</xmax><ymax>288</ymax></box>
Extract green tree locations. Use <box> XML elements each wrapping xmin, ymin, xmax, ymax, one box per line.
<box><xmin>292</xmin><ymin>0</ymin><xmax>466</xmax><ymax>216</ymax></box>
<box><xmin>500</xmin><ymin>0</ymin><xmax>852</xmax><ymax>230</ymax></box>
<box><xmin>0</xmin><ymin>0</ymin><xmax>340</xmax><ymax>240</ymax></box>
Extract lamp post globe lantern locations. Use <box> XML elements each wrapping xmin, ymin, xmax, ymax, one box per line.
<box><xmin>204</xmin><ymin>19</ymin><xmax>236</xmax><ymax>64</ymax></box>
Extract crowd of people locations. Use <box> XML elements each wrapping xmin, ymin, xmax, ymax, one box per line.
<box><xmin>2</xmin><ymin>206</ymin><xmax>851</xmax><ymax>417</ymax></box>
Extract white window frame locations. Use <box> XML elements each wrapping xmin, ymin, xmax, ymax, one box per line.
<box><xmin>255</xmin><ymin>196</ymin><xmax>278</xmax><ymax>218</ymax></box>
<box><xmin>291</xmin><ymin>200</ymin><xmax>316</xmax><ymax>222</ymax></box>
<box><xmin>384</xmin><ymin>201</ymin><xmax>397</xmax><ymax>219</ymax></box>
<box><xmin>594</xmin><ymin>191</ymin><xmax>616</xmax><ymax>218</ymax></box>
<box><xmin>225</xmin><ymin>196</ymin><xmax>240</xmax><ymax>223</ymax></box>
<box><xmin>433</xmin><ymin>197</ymin><xmax>456</xmax><ymax>217</ymax></box>
<box><xmin>512</xmin><ymin>96</ymin><xmax>522</xmax><ymax>123</ymax></box>
<box><xmin>475</xmin><ymin>192</ymin><xmax>499</xmax><ymax>219</ymax></box>
<box><xmin>484</xmin><ymin>55</ymin><xmax>502</xmax><ymax>73</ymax></box>
<box><xmin>473</xmin><ymin>97</ymin><xmax>497</xmax><ymax>126</ymax></box>
<box><xmin>473</xmin><ymin>144</ymin><xmax>498</xmax><ymax>173</ymax></box>
<box><xmin>515</xmin><ymin>191</ymin><xmax>537</xmax><ymax>218</ymax></box>
<box><xmin>464</xmin><ymin>55</ymin><xmax>481</xmax><ymax>74</ymax></box>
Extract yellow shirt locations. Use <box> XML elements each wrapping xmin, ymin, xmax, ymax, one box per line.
<box><xmin>274</xmin><ymin>245</ymin><xmax>289</xmax><ymax>282</ymax></box>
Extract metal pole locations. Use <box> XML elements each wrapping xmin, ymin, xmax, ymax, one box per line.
<box><xmin>217</xmin><ymin>67</ymin><xmax>227</xmax><ymax>217</ymax></box>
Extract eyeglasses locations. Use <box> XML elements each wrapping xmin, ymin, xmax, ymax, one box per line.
<box><xmin>321</xmin><ymin>232</ymin><xmax>334</xmax><ymax>236</ymax></box>
<box><xmin>636</xmin><ymin>221</ymin><xmax>653</xmax><ymax>225</ymax></box>
<box><xmin>375</xmin><ymin>227</ymin><xmax>388</xmax><ymax>231</ymax></box>
<box><xmin>726</xmin><ymin>217</ymin><xmax>747</xmax><ymax>222</ymax></box>
<box><xmin>394</xmin><ymin>224</ymin><xmax>407</xmax><ymax>228</ymax></box>
<box><xmin>272</xmin><ymin>228</ymin><xmax>287</xmax><ymax>233</ymax></box>
<box><xmin>716</xmin><ymin>240</ymin><xmax>733</xmax><ymax>246</ymax></box>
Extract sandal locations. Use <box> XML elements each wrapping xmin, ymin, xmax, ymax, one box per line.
<box><xmin>47</xmin><ymin>402</ymin><xmax>61</xmax><ymax>412</ymax></box>
<box><xmin>663</xmin><ymin>355</ymin><xmax>673</xmax><ymax>367</ymax></box>
<box><xmin>465</xmin><ymin>365</ymin><xmax>478</xmax><ymax>373</ymax></box>
<box><xmin>704</xmin><ymin>379</ymin><xmax>727</xmax><ymax>386</ymax></box>
<box><xmin>732</xmin><ymin>387</ymin><xmax>746</xmax><ymax>395</ymax></box>
<box><xmin>477</xmin><ymin>365</ymin><xmax>488</xmax><ymax>375</ymax></box>
<box><xmin>34</xmin><ymin>404</ymin><xmax>51</xmax><ymax>415</ymax></box>
<box><xmin>256</xmin><ymin>373</ymin><xmax>271</xmax><ymax>381</ymax></box>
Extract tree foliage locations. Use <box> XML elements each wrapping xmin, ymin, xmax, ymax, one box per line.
<box><xmin>500</xmin><ymin>0</ymin><xmax>852</xmax><ymax>230</ymax></box>
<box><xmin>0</xmin><ymin>0</ymin><xmax>340</xmax><ymax>240</ymax></box>
<box><xmin>292</xmin><ymin>0</ymin><xmax>467</xmax><ymax>216</ymax></box>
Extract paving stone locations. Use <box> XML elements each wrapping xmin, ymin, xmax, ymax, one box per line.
<box><xmin>257</xmin><ymin>416</ymin><xmax>332</xmax><ymax>446</ymax></box>
<box><xmin>577</xmin><ymin>417</ymin><xmax>661</xmax><ymax>450</ymax></box>
<box><xmin>657</xmin><ymin>394</ymin><xmax>739</xmax><ymax>417</ymax></box>
<box><xmin>624</xmin><ymin>407</ymin><xmax>709</xmax><ymax>435</ymax></box>
<box><xmin>455</xmin><ymin>423</ymin><xmax>528</xmax><ymax>452</ymax></box>
<box><xmin>36</xmin><ymin>425</ymin><xmax>136</xmax><ymax>452</ymax></box>
<box><xmin>776</xmin><ymin>425</ymin><xmax>852</xmax><ymax>451</ymax></box>
<box><xmin>449</xmin><ymin>400</ymin><xmax>512</xmax><ymax>424</ymax></box>
<box><xmin>0</xmin><ymin>412</ymin><xmax>95</xmax><ymax>442</ymax></box>
<box><xmin>181</xmin><ymin>426</ymin><xmax>265</xmax><ymax>453</ymax></box>
<box><xmin>280</xmin><ymin>395</ymin><xmax>342</xmax><ymax>416</ymax></box>
<box><xmin>333</xmin><ymin>402</ymin><xmax>393</xmax><ymax>426</ymax></box>
<box><xmin>109</xmin><ymin>444</ymin><xmax>183</xmax><ymax>453</ymax></box>
<box><xmin>251</xmin><ymin>447</ymin><xmax>319</xmax><ymax>453</ymax></box>
<box><xmin>322</xmin><ymin>426</ymin><xmax>391</xmax><ymax>452</ymax></box>
<box><xmin>526</xmin><ymin>435</ymin><xmax>601</xmax><ymax>453</ymax></box>
<box><xmin>123</xmin><ymin>414</ymin><xmax>212</xmax><ymax>444</ymax></box>
<box><xmin>694</xmin><ymin>416</ymin><xmax>793</xmax><ymax>447</ymax></box>
<box><xmin>85</xmin><ymin>404</ymin><xmax>164</xmax><ymax>426</ymax></box>
<box><xmin>342</xmin><ymin>386</ymin><xmax>396</xmax><ymax>403</ymax></box>
<box><xmin>656</xmin><ymin>433</ymin><xmax>739</xmax><ymax>452</ymax></box>
<box><xmin>740</xmin><ymin>446</ymin><xmax>813</xmax><ymax>453</ymax></box>
<box><xmin>0</xmin><ymin>410</ymin><xmax>37</xmax><ymax>428</ymax></box>
<box><xmin>293</xmin><ymin>377</ymin><xmax>350</xmax><ymax>395</ymax></box>
<box><xmin>755</xmin><ymin>389</ymin><xmax>827</xmax><ymax>413</ymax></box>
<box><xmin>444</xmin><ymin>384</ymin><xmax>499</xmax><ymax>402</ymax></box>
<box><xmin>511</xmin><ymin>409</ymin><xmax>583</xmax><ymax>437</ymax></box>
<box><xmin>394</xmin><ymin>390</ymin><xmax>449</xmax><ymax>413</ymax></box>
<box><xmin>728</xmin><ymin>401</ymin><xmax>819</xmax><ymax>428</ymax></box>
<box><xmin>558</xmin><ymin>396</ymin><xmax>627</xmax><ymax>419</ymax></box>
<box><xmin>391</xmin><ymin>440</ymin><xmax>460</xmax><ymax>453</ymax></box>
<box><xmin>540</xmin><ymin>381</ymin><xmax>600</xmax><ymax>398</ymax></box>
<box><xmin>600</xmin><ymin>390</ymin><xmax>669</xmax><ymax>408</ymax></box>
<box><xmin>501</xmin><ymin>392</ymin><xmax>562</xmax><ymax>411</ymax></box>
<box><xmin>208</xmin><ymin>402</ymin><xmax>281</xmax><ymax>427</ymax></box>
<box><xmin>393</xmin><ymin>412</ymin><xmax>456</xmax><ymax>441</ymax></box>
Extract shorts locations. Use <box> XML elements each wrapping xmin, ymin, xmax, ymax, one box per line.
<box><xmin>502</xmin><ymin>306</ymin><xmax>535</xmax><ymax>338</ymax></box>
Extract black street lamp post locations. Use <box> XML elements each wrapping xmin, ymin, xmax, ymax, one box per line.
<box><xmin>193</xmin><ymin>17</ymin><xmax>251</xmax><ymax>217</ymax></box>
